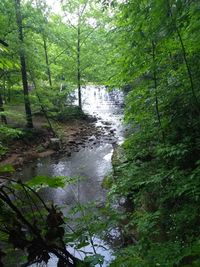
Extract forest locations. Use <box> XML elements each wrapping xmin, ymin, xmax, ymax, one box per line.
<box><xmin>0</xmin><ymin>0</ymin><xmax>200</xmax><ymax>266</ymax></box>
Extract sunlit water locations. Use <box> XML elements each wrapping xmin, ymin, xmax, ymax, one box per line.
<box><xmin>17</xmin><ymin>85</ymin><xmax>125</xmax><ymax>267</ymax></box>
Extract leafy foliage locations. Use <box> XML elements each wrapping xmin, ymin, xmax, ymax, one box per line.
<box><xmin>105</xmin><ymin>0</ymin><xmax>200</xmax><ymax>266</ymax></box>
<box><xmin>0</xmin><ymin>175</ymin><xmax>93</xmax><ymax>267</ymax></box>
<box><xmin>1</xmin><ymin>0</ymin><xmax>200</xmax><ymax>266</ymax></box>
<box><xmin>26</xmin><ymin>175</ymin><xmax>75</xmax><ymax>190</ymax></box>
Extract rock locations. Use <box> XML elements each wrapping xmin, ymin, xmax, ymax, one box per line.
<box><xmin>50</xmin><ymin>138</ymin><xmax>61</xmax><ymax>150</ymax></box>
<box><xmin>110</xmin><ymin>129</ymin><xmax>116</xmax><ymax>134</ymax></box>
<box><xmin>36</xmin><ymin>145</ymin><xmax>46</xmax><ymax>153</ymax></box>
<box><xmin>75</xmin><ymin>141</ymin><xmax>84</xmax><ymax>145</ymax></box>
<box><xmin>95</xmin><ymin>202</ymin><xmax>104</xmax><ymax>208</ymax></box>
<box><xmin>38</xmin><ymin>150</ymin><xmax>55</xmax><ymax>158</ymax></box>
<box><xmin>104</xmin><ymin>125</ymin><xmax>112</xmax><ymax>129</ymax></box>
<box><xmin>43</xmin><ymin>141</ymin><xmax>50</xmax><ymax>149</ymax></box>
<box><xmin>86</xmin><ymin>116</ymin><xmax>97</xmax><ymax>123</ymax></box>
<box><xmin>104</xmin><ymin>121</ymin><xmax>112</xmax><ymax>125</ymax></box>
<box><xmin>89</xmin><ymin>135</ymin><xmax>96</xmax><ymax>141</ymax></box>
<box><xmin>67</xmin><ymin>151</ymin><xmax>72</xmax><ymax>157</ymax></box>
<box><xmin>119</xmin><ymin>197</ymin><xmax>127</xmax><ymax>206</ymax></box>
<box><xmin>68</xmin><ymin>139</ymin><xmax>76</xmax><ymax>144</ymax></box>
<box><xmin>71</xmin><ymin>132</ymin><xmax>78</xmax><ymax>137</ymax></box>
<box><xmin>16</xmin><ymin>157</ymin><xmax>24</xmax><ymax>166</ymax></box>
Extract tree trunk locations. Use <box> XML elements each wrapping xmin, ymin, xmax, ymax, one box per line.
<box><xmin>14</xmin><ymin>0</ymin><xmax>33</xmax><ymax>128</ymax></box>
<box><xmin>152</xmin><ymin>41</ymin><xmax>165</xmax><ymax>142</ymax></box>
<box><xmin>32</xmin><ymin>78</ymin><xmax>56</xmax><ymax>137</ymax></box>
<box><xmin>166</xmin><ymin>0</ymin><xmax>200</xmax><ymax>113</ymax></box>
<box><xmin>77</xmin><ymin>16</ymin><xmax>82</xmax><ymax>110</ymax></box>
<box><xmin>3</xmin><ymin>74</ymin><xmax>7</xmax><ymax>104</ymax></box>
<box><xmin>0</xmin><ymin>92</ymin><xmax>7</xmax><ymax>124</ymax></box>
<box><xmin>176</xmin><ymin>28</ymin><xmax>199</xmax><ymax>110</ymax></box>
<box><xmin>43</xmin><ymin>36</ymin><xmax>52</xmax><ymax>88</ymax></box>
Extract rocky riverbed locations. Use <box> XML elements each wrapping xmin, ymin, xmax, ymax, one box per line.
<box><xmin>0</xmin><ymin>114</ymin><xmax>118</xmax><ymax>175</ymax></box>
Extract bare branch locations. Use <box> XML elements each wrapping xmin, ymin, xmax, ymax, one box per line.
<box><xmin>80</xmin><ymin>24</ymin><xmax>100</xmax><ymax>47</ymax></box>
<box><xmin>80</xmin><ymin>0</ymin><xmax>89</xmax><ymax>18</ymax></box>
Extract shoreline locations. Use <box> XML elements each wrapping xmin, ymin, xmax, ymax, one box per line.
<box><xmin>0</xmin><ymin>115</ymin><xmax>105</xmax><ymax>174</ymax></box>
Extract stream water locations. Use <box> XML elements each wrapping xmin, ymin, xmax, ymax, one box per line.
<box><xmin>17</xmin><ymin>85</ymin><xmax>125</xmax><ymax>267</ymax></box>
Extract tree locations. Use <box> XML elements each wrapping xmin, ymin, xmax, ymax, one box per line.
<box><xmin>0</xmin><ymin>43</ymin><xmax>8</xmax><ymax>124</ymax></box>
<box><xmin>33</xmin><ymin>0</ymin><xmax>53</xmax><ymax>88</ymax></box>
<box><xmin>61</xmin><ymin>0</ymin><xmax>111</xmax><ymax>109</ymax></box>
<box><xmin>14</xmin><ymin>0</ymin><xmax>33</xmax><ymax>128</ymax></box>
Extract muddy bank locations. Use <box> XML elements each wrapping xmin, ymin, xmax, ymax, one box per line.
<box><xmin>0</xmin><ymin>115</ymin><xmax>104</xmax><ymax>172</ymax></box>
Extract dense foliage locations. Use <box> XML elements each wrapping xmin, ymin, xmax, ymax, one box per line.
<box><xmin>107</xmin><ymin>0</ymin><xmax>200</xmax><ymax>266</ymax></box>
<box><xmin>0</xmin><ymin>0</ymin><xmax>200</xmax><ymax>266</ymax></box>
<box><xmin>0</xmin><ymin>0</ymin><xmax>112</xmax><ymax>155</ymax></box>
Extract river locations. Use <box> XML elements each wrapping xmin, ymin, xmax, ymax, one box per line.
<box><xmin>17</xmin><ymin>85</ymin><xmax>125</xmax><ymax>267</ymax></box>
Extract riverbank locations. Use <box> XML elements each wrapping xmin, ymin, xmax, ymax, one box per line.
<box><xmin>0</xmin><ymin>86</ymin><xmax>125</xmax><ymax>266</ymax></box>
<box><xmin>0</xmin><ymin>114</ymin><xmax>104</xmax><ymax>172</ymax></box>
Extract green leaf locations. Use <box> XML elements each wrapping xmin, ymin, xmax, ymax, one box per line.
<box><xmin>26</xmin><ymin>175</ymin><xmax>68</xmax><ymax>189</ymax></box>
<box><xmin>84</xmin><ymin>254</ymin><xmax>104</xmax><ymax>266</ymax></box>
<box><xmin>0</xmin><ymin>164</ymin><xmax>15</xmax><ymax>174</ymax></box>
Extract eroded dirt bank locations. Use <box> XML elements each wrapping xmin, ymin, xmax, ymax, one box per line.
<box><xmin>0</xmin><ymin>115</ymin><xmax>105</xmax><ymax>171</ymax></box>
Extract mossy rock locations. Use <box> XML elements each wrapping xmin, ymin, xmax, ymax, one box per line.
<box><xmin>102</xmin><ymin>174</ymin><xmax>113</xmax><ymax>189</ymax></box>
<box><xmin>112</xmin><ymin>145</ymin><xmax>127</xmax><ymax>167</ymax></box>
<box><xmin>36</xmin><ymin>144</ymin><xmax>46</xmax><ymax>153</ymax></box>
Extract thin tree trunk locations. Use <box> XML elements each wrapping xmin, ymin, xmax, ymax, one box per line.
<box><xmin>6</xmin><ymin>76</ymin><xmax>11</xmax><ymax>103</ymax></box>
<box><xmin>3</xmin><ymin>74</ymin><xmax>7</xmax><ymax>104</ymax></box>
<box><xmin>0</xmin><ymin>92</ymin><xmax>7</xmax><ymax>124</ymax></box>
<box><xmin>152</xmin><ymin>41</ymin><xmax>165</xmax><ymax>142</ymax></box>
<box><xmin>176</xmin><ymin>28</ymin><xmax>199</xmax><ymax>108</ymax></box>
<box><xmin>166</xmin><ymin>0</ymin><xmax>200</xmax><ymax>112</ymax></box>
<box><xmin>30</xmin><ymin>75</ymin><xmax>56</xmax><ymax>137</ymax></box>
<box><xmin>14</xmin><ymin>0</ymin><xmax>33</xmax><ymax>128</ymax></box>
<box><xmin>8</xmin><ymin>86</ymin><xmax>11</xmax><ymax>103</ymax></box>
<box><xmin>77</xmin><ymin>12</ymin><xmax>82</xmax><ymax>110</ymax></box>
<box><xmin>37</xmin><ymin>93</ymin><xmax>56</xmax><ymax>136</ymax></box>
<box><xmin>43</xmin><ymin>36</ymin><xmax>52</xmax><ymax>88</ymax></box>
